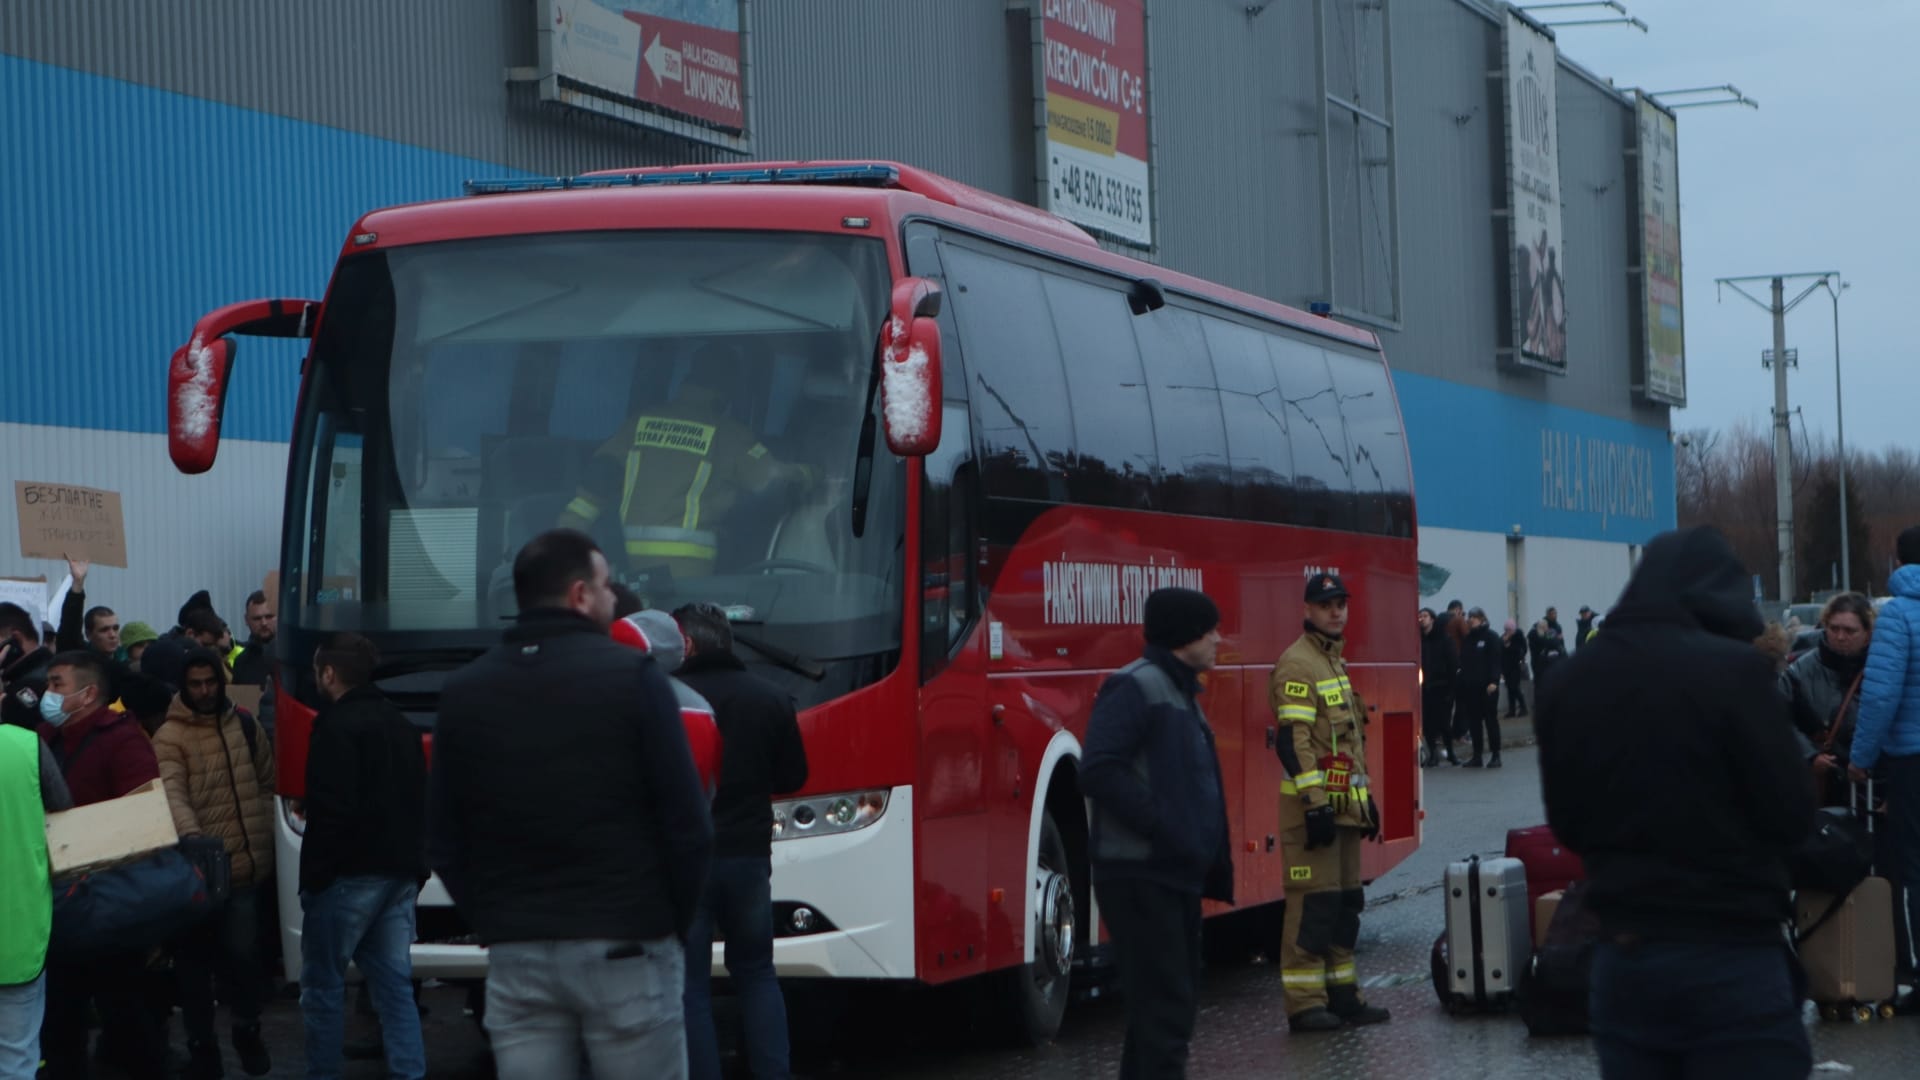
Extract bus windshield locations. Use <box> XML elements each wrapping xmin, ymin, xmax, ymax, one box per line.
<box><xmin>285</xmin><ymin>229</ymin><xmax>902</xmax><ymax>699</ymax></box>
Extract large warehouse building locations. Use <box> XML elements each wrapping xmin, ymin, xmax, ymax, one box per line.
<box><xmin>0</xmin><ymin>0</ymin><xmax>1677</xmax><ymax>635</ymax></box>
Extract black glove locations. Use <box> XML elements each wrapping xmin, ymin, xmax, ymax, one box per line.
<box><xmin>1304</xmin><ymin>804</ymin><xmax>1337</xmax><ymax>850</ymax></box>
<box><xmin>1361</xmin><ymin>796</ymin><xmax>1382</xmax><ymax>843</ymax></box>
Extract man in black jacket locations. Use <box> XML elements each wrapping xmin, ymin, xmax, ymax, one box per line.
<box><xmin>672</xmin><ymin>602</ymin><xmax>808</xmax><ymax>1080</ymax></box>
<box><xmin>0</xmin><ymin>603</ymin><xmax>53</xmax><ymax>730</ymax></box>
<box><xmin>430</xmin><ymin>529</ymin><xmax>711</xmax><ymax>1080</ymax></box>
<box><xmin>1501</xmin><ymin>619</ymin><xmax>1530</xmax><ymax>719</ymax></box>
<box><xmin>1082</xmin><ymin>587</ymin><xmax>1233</xmax><ymax>1077</ymax></box>
<box><xmin>298</xmin><ymin>632</ymin><xmax>428</xmax><ymax>1080</ymax></box>
<box><xmin>1457</xmin><ymin>608</ymin><xmax>1504</xmax><ymax>768</ymax></box>
<box><xmin>1417</xmin><ymin>608</ymin><xmax>1458</xmax><ymax>766</ymax></box>
<box><xmin>1538</xmin><ymin>527</ymin><xmax>1813</xmax><ymax>1080</ymax></box>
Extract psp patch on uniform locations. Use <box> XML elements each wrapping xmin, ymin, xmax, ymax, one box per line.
<box><xmin>1290</xmin><ymin>866</ymin><xmax>1312</xmax><ymax>881</ymax></box>
<box><xmin>633</xmin><ymin>417</ymin><xmax>716</xmax><ymax>455</ymax></box>
<box><xmin>1283</xmin><ymin>681</ymin><xmax>1311</xmax><ymax>699</ymax></box>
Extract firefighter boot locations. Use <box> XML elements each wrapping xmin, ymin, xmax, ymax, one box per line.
<box><xmin>1328</xmin><ymin>987</ymin><xmax>1391</xmax><ymax>1026</ymax></box>
<box><xmin>1288</xmin><ymin>1006</ymin><xmax>1345</xmax><ymax>1033</ymax></box>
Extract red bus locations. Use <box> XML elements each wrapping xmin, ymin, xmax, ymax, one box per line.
<box><xmin>164</xmin><ymin>160</ymin><xmax>1420</xmax><ymax>1041</ymax></box>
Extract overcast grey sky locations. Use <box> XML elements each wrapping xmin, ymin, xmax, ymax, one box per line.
<box><xmin>1560</xmin><ymin>0</ymin><xmax>1918</xmax><ymax>452</ymax></box>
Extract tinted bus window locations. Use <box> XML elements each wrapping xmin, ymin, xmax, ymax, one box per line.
<box><xmin>943</xmin><ymin>245</ymin><xmax>1073</xmax><ymax>503</ymax></box>
<box><xmin>1133</xmin><ymin>306</ymin><xmax>1231</xmax><ymax>517</ymax></box>
<box><xmin>1042</xmin><ymin>273</ymin><xmax>1157</xmax><ymax>510</ymax></box>
<box><xmin>1326</xmin><ymin>346</ymin><xmax>1414</xmax><ymax>537</ymax></box>
<box><xmin>1203</xmin><ymin>315</ymin><xmax>1297</xmax><ymax>524</ymax></box>
<box><xmin>1267</xmin><ymin>335</ymin><xmax>1355</xmax><ymax>531</ymax></box>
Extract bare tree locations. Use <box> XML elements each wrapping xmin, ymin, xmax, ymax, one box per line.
<box><xmin>1675</xmin><ymin>424</ymin><xmax>1920</xmax><ymax>598</ymax></box>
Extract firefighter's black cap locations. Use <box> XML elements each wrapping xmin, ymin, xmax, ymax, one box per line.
<box><xmin>1305</xmin><ymin>574</ymin><xmax>1350</xmax><ymax>604</ymax></box>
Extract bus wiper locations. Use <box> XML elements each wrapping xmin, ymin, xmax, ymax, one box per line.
<box><xmin>731</xmin><ymin>627</ymin><xmax>827</xmax><ymax>682</ymax></box>
<box><xmin>372</xmin><ymin>647</ymin><xmax>488</xmax><ymax>678</ymax></box>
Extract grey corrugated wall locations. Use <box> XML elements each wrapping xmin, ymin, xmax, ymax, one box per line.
<box><xmin>2</xmin><ymin>0</ymin><xmax>1666</xmax><ymax>429</ymax></box>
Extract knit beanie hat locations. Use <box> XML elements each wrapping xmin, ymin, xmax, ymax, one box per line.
<box><xmin>1143</xmin><ymin>587</ymin><xmax>1220</xmax><ymax>650</ymax></box>
<box><xmin>178</xmin><ymin>589</ymin><xmax>214</xmax><ymax>628</ymax></box>
<box><xmin>140</xmin><ymin>635</ymin><xmax>192</xmax><ymax>694</ymax></box>
<box><xmin>611</xmin><ymin>610</ymin><xmax>688</xmax><ymax>673</ymax></box>
<box><xmin>120</xmin><ymin>621</ymin><xmax>160</xmax><ymax>650</ymax></box>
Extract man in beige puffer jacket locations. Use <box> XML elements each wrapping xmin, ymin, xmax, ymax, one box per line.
<box><xmin>153</xmin><ymin>646</ymin><xmax>276</xmax><ymax>1079</ymax></box>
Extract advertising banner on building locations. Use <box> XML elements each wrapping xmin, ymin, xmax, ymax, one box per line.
<box><xmin>1503</xmin><ymin>11</ymin><xmax>1566</xmax><ymax>372</ymax></box>
<box><xmin>544</xmin><ymin>0</ymin><xmax>744</xmax><ymax>134</ymax></box>
<box><xmin>1037</xmin><ymin>0</ymin><xmax>1152</xmax><ymax>247</ymax></box>
<box><xmin>1637</xmin><ymin>93</ymin><xmax>1685</xmax><ymax>406</ymax></box>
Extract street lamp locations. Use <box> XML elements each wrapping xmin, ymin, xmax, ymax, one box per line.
<box><xmin>1821</xmin><ymin>276</ymin><xmax>1851</xmax><ymax>591</ymax></box>
<box><xmin>1519</xmin><ymin>1</ymin><xmax>1650</xmax><ymax>30</ymax></box>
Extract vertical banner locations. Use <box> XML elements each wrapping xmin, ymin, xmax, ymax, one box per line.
<box><xmin>1504</xmin><ymin>11</ymin><xmax>1566</xmax><ymax>373</ymax></box>
<box><xmin>544</xmin><ymin>0</ymin><xmax>745</xmax><ymax>134</ymax></box>
<box><xmin>1038</xmin><ymin>0</ymin><xmax>1152</xmax><ymax>247</ymax></box>
<box><xmin>1637</xmin><ymin>93</ymin><xmax>1685</xmax><ymax>406</ymax></box>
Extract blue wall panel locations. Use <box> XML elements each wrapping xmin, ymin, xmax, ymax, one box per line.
<box><xmin>1395</xmin><ymin>368</ymin><xmax>1676</xmax><ymax>544</ymax></box>
<box><xmin>0</xmin><ymin>55</ymin><xmax>532</xmax><ymax>442</ymax></box>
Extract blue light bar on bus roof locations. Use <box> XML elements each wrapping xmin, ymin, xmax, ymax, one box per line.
<box><xmin>462</xmin><ymin>163</ymin><xmax>902</xmax><ymax>197</ymax></box>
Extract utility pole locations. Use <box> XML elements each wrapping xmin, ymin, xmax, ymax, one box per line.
<box><xmin>1769</xmin><ymin>278</ymin><xmax>1793</xmax><ymax>601</ymax></box>
<box><xmin>1821</xmin><ymin>277</ymin><xmax>1851</xmax><ymax>592</ymax></box>
<box><xmin>1717</xmin><ymin>271</ymin><xmax>1838</xmax><ymax>603</ymax></box>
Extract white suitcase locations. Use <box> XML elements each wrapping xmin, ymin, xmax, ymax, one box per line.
<box><xmin>1443</xmin><ymin>854</ymin><xmax>1531</xmax><ymax>1008</ymax></box>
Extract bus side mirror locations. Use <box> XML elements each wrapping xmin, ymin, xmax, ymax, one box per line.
<box><xmin>166</xmin><ymin>298</ymin><xmax>319</xmax><ymax>474</ymax></box>
<box><xmin>879</xmin><ymin>277</ymin><xmax>944</xmax><ymax>458</ymax></box>
<box><xmin>169</xmin><ymin>335</ymin><xmax>237</xmax><ymax>475</ymax></box>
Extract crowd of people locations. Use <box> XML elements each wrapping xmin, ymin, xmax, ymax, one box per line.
<box><xmin>0</xmin><ymin>557</ymin><xmax>282</xmax><ymax>1080</ymax></box>
<box><xmin>1417</xmin><ymin>597</ymin><xmax>1596</xmax><ymax>767</ymax></box>
<box><xmin>0</xmin><ymin>531</ymin><xmax>810</xmax><ymax>1080</ymax></box>
<box><xmin>13</xmin><ymin>519</ymin><xmax>1918</xmax><ymax>1079</ymax></box>
<box><xmin>1539</xmin><ymin>524</ymin><xmax>1920</xmax><ymax>1079</ymax></box>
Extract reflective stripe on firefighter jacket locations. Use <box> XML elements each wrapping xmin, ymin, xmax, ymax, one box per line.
<box><xmin>563</xmin><ymin>388</ymin><xmax>778</xmax><ymax>565</ymax></box>
<box><xmin>1269</xmin><ymin>628</ymin><xmax>1372</xmax><ymax>828</ymax></box>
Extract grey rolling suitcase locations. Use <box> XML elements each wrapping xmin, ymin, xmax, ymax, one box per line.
<box><xmin>1441</xmin><ymin>854</ymin><xmax>1531</xmax><ymax>1010</ymax></box>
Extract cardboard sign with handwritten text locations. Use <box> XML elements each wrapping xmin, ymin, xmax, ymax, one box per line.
<box><xmin>15</xmin><ymin>482</ymin><xmax>128</xmax><ymax>568</ymax></box>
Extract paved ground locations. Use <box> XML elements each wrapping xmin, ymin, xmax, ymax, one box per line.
<box><xmin>162</xmin><ymin>744</ymin><xmax>1913</xmax><ymax>1077</ymax></box>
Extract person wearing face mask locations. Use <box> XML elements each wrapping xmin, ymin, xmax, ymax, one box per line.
<box><xmin>430</xmin><ymin>529</ymin><xmax>711</xmax><ymax>1080</ymax></box>
<box><xmin>35</xmin><ymin>651</ymin><xmax>166</xmax><ymax>1080</ymax></box>
<box><xmin>149</xmin><ymin>649</ymin><xmax>276</xmax><ymax>1079</ymax></box>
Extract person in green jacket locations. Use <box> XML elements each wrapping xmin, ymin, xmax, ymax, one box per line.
<box><xmin>0</xmin><ymin>722</ymin><xmax>73</xmax><ymax>1079</ymax></box>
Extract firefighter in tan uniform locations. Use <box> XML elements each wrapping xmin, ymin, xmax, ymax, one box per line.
<box><xmin>559</xmin><ymin>359</ymin><xmax>810</xmax><ymax>579</ymax></box>
<box><xmin>1270</xmin><ymin>573</ymin><xmax>1391</xmax><ymax>1033</ymax></box>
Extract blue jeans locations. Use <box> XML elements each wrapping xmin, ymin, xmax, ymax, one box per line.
<box><xmin>683</xmin><ymin>856</ymin><xmax>790</xmax><ymax>1080</ymax></box>
<box><xmin>486</xmin><ymin>938</ymin><xmax>686</xmax><ymax>1080</ymax></box>
<box><xmin>0</xmin><ymin>972</ymin><xmax>44</xmax><ymax>1080</ymax></box>
<box><xmin>300</xmin><ymin>876</ymin><xmax>426</xmax><ymax>1080</ymax></box>
<box><xmin>1590</xmin><ymin>938</ymin><xmax>1810</xmax><ymax>1080</ymax></box>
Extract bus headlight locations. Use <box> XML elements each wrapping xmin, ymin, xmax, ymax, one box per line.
<box><xmin>772</xmin><ymin>790</ymin><xmax>889</xmax><ymax>841</ymax></box>
<box><xmin>281</xmin><ymin>799</ymin><xmax>307</xmax><ymax>837</ymax></box>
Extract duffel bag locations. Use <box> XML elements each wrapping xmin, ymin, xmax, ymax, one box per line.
<box><xmin>1790</xmin><ymin>806</ymin><xmax>1873</xmax><ymax>895</ymax></box>
<box><xmin>50</xmin><ymin>846</ymin><xmax>214</xmax><ymax>962</ymax></box>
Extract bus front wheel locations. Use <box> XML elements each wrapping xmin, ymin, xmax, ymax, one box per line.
<box><xmin>1000</xmin><ymin>811</ymin><xmax>1075</xmax><ymax>1045</ymax></box>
